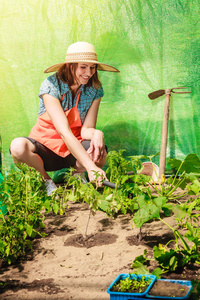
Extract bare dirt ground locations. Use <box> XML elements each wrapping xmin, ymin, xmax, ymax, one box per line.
<box><xmin>0</xmin><ymin>200</ymin><xmax>199</xmax><ymax>300</ymax></box>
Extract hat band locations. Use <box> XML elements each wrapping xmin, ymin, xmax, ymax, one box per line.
<box><xmin>65</xmin><ymin>52</ymin><xmax>98</xmax><ymax>62</ymax></box>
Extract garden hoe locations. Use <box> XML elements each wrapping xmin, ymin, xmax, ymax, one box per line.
<box><xmin>148</xmin><ymin>87</ymin><xmax>191</xmax><ymax>179</ymax></box>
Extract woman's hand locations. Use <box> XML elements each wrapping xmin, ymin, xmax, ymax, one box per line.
<box><xmin>87</xmin><ymin>130</ymin><xmax>105</xmax><ymax>163</ymax></box>
<box><xmin>87</xmin><ymin>165</ymin><xmax>108</xmax><ymax>186</ymax></box>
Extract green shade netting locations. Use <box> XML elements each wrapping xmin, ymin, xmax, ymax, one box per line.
<box><xmin>1</xmin><ymin>0</ymin><xmax>200</xmax><ymax>172</ymax></box>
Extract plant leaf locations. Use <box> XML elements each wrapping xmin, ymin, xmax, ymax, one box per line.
<box><xmin>162</xmin><ymin>203</ymin><xmax>173</xmax><ymax>216</ymax></box>
<box><xmin>152</xmin><ymin>267</ymin><xmax>163</xmax><ymax>278</ymax></box>
<box><xmin>53</xmin><ymin>203</ymin><xmax>59</xmax><ymax>214</ymax></box>
<box><xmin>26</xmin><ymin>224</ymin><xmax>33</xmax><ymax>237</ymax></box>
<box><xmin>169</xmin><ymin>154</ymin><xmax>200</xmax><ymax>173</ymax></box>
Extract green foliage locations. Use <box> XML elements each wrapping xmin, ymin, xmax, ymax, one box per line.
<box><xmin>60</xmin><ymin>156</ymin><xmax>140</xmax><ymax>217</ymax></box>
<box><xmin>173</xmin><ymin>197</ymin><xmax>200</xmax><ymax>252</ymax></box>
<box><xmin>115</xmin><ymin>276</ymin><xmax>133</xmax><ymax>292</ymax></box>
<box><xmin>153</xmin><ymin>245</ymin><xmax>184</xmax><ymax>271</ymax></box>
<box><xmin>131</xmin><ymin>250</ymin><xmax>150</xmax><ymax>275</ymax></box>
<box><xmin>131</xmin><ymin>250</ymin><xmax>163</xmax><ymax>278</ymax></box>
<box><xmin>0</xmin><ymin>164</ymin><xmax>68</xmax><ymax>264</ymax></box>
<box><xmin>0</xmin><ymin>165</ymin><xmax>45</xmax><ymax>263</ymax></box>
<box><xmin>169</xmin><ymin>154</ymin><xmax>200</xmax><ymax>174</ymax></box>
<box><xmin>133</xmin><ymin>195</ymin><xmax>168</xmax><ymax>228</ymax></box>
<box><xmin>62</xmin><ymin>151</ymin><xmax>200</xmax><ymax>223</ymax></box>
<box><xmin>144</xmin><ymin>154</ymin><xmax>200</xmax><ymax>201</ymax></box>
<box><xmin>128</xmin><ymin>153</ymin><xmax>200</xmax><ymax>276</ymax></box>
<box><xmin>114</xmin><ymin>275</ymin><xmax>152</xmax><ymax>293</ymax></box>
<box><xmin>132</xmin><ymin>202</ymin><xmax>200</xmax><ymax>275</ymax></box>
<box><xmin>106</xmin><ymin>149</ymin><xmax>132</xmax><ymax>183</ymax></box>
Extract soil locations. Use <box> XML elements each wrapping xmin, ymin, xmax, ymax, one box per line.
<box><xmin>0</xmin><ymin>200</ymin><xmax>199</xmax><ymax>300</ymax></box>
<box><xmin>148</xmin><ymin>280</ymin><xmax>191</xmax><ymax>297</ymax></box>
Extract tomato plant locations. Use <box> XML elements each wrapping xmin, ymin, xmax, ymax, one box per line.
<box><xmin>0</xmin><ymin>164</ymin><xmax>69</xmax><ymax>264</ymax></box>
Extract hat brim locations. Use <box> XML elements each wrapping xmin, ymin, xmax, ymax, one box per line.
<box><xmin>44</xmin><ymin>61</ymin><xmax>120</xmax><ymax>73</ymax></box>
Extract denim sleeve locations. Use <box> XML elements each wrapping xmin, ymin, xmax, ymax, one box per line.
<box><xmin>38</xmin><ymin>77</ymin><xmax>61</xmax><ymax>100</ymax></box>
<box><xmin>38</xmin><ymin>76</ymin><xmax>62</xmax><ymax>115</ymax></box>
<box><xmin>94</xmin><ymin>85</ymin><xmax>104</xmax><ymax>100</ymax></box>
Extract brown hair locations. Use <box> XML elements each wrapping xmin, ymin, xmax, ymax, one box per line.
<box><xmin>57</xmin><ymin>63</ymin><xmax>101</xmax><ymax>90</ymax></box>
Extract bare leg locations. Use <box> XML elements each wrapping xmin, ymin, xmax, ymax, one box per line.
<box><xmin>10</xmin><ymin>137</ymin><xmax>50</xmax><ymax>179</ymax></box>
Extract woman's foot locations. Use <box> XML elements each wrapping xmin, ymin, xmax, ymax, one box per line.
<box><xmin>73</xmin><ymin>172</ymin><xmax>88</xmax><ymax>184</ymax></box>
<box><xmin>44</xmin><ymin>179</ymin><xmax>57</xmax><ymax>196</ymax></box>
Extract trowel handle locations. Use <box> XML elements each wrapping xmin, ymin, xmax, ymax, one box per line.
<box><xmin>102</xmin><ymin>180</ymin><xmax>117</xmax><ymax>189</ymax></box>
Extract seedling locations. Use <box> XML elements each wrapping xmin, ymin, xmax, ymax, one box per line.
<box><xmin>114</xmin><ymin>275</ymin><xmax>152</xmax><ymax>293</ymax></box>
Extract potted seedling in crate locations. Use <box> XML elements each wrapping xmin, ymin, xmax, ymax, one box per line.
<box><xmin>107</xmin><ymin>273</ymin><xmax>156</xmax><ymax>299</ymax></box>
<box><xmin>107</xmin><ymin>274</ymin><xmax>193</xmax><ymax>300</ymax></box>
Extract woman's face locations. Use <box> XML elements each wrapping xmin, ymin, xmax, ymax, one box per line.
<box><xmin>75</xmin><ymin>63</ymin><xmax>96</xmax><ymax>85</ymax></box>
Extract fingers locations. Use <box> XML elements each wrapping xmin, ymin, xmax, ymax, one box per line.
<box><xmin>92</xmin><ymin>147</ymin><xmax>106</xmax><ymax>163</ymax></box>
<box><xmin>88</xmin><ymin>169</ymin><xmax>108</xmax><ymax>187</ymax></box>
<box><xmin>93</xmin><ymin>148</ymin><xmax>100</xmax><ymax>162</ymax></box>
<box><xmin>89</xmin><ymin>131</ymin><xmax>105</xmax><ymax>163</ymax></box>
<box><xmin>87</xmin><ymin>142</ymin><xmax>102</xmax><ymax>162</ymax></box>
<box><xmin>87</xmin><ymin>147</ymin><xmax>103</xmax><ymax>163</ymax></box>
<box><xmin>87</xmin><ymin>144</ymin><xmax>93</xmax><ymax>154</ymax></box>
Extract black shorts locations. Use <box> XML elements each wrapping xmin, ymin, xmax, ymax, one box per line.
<box><xmin>25</xmin><ymin>137</ymin><xmax>91</xmax><ymax>172</ymax></box>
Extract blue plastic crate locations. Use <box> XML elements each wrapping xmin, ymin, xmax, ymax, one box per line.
<box><xmin>146</xmin><ymin>278</ymin><xmax>192</xmax><ymax>300</ymax></box>
<box><xmin>107</xmin><ymin>274</ymin><xmax>157</xmax><ymax>300</ymax></box>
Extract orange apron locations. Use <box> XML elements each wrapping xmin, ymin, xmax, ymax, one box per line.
<box><xmin>29</xmin><ymin>92</ymin><xmax>83</xmax><ymax>157</ymax></box>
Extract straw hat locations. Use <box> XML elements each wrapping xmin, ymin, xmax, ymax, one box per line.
<box><xmin>44</xmin><ymin>42</ymin><xmax>120</xmax><ymax>73</ymax></box>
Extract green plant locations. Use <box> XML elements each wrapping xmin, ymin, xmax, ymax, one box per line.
<box><xmin>0</xmin><ymin>165</ymin><xmax>46</xmax><ymax>263</ymax></box>
<box><xmin>151</xmin><ymin>154</ymin><xmax>200</xmax><ymax>201</ymax></box>
<box><xmin>115</xmin><ymin>276</ymin><xmax>133</xmax><ymax>292</ymax></box>
<box><xmin>43</xmin><ymin>184</ymin><xmax>69</xmax><ymax>215</ymax></box>
<box><xmin>152</xmin><ymin>193</ymin><xmax>200</xmax><ymax>272</ymax></box>
<box><xmin>0</xmin><ymin>164</ymin><xmax>69</xmax><ymax>264</ymax></box>
<box><xmin>62</xmin><ymin>162</ymin><xmax>139</xmax><ymax>218</ymax></box>
<box><xmin>124</xmin><ymin>153</ymin><xmax>200</xmax><ymax>204</ymax></box>
<box><xmin>131</xmin><ymin>188</ymin><xmax>199</xmax><ymax>274</ymax></box>
<box><xmin>132</xmin><ymin>201</ymin><xmax>200</xmax><ymax>275</ymax></box>
<box><xmin>106</xmin><ymin>149</ymin><xmax>132</xmax><ymax>184</ymax></box>
<box><xmin>114</xmin><ymin>275</ymin><xmax>152</xmax><ymax>293</ymax></box>
<box><xmin>173</xmin><ymin>197</ymin><xmax>200</xmax><ymax>251</ymax></box>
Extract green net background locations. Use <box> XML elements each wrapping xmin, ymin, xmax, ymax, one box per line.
<box><xmin>1</xmin><ymin>0</ymin><xmax>200</xmax><ymax>171</ymax></box>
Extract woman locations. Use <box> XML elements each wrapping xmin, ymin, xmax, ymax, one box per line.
<box><xmin>10</xmin><ymin>42</ymin><xmax>119</xmax><ymax>195</ymax></box>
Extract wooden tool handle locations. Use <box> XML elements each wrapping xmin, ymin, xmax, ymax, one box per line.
<box><xmin>159</xmin><ymin>90</ymin><xmax>171</xmax><ymax>178</ymax></box>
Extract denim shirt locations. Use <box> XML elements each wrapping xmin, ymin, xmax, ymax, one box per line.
<box><xmin>38</xmin><ymin>73</ymin><xmax>104</xmax><ymax>124</ymax></box>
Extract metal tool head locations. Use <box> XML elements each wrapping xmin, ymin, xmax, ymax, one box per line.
<box><xmin>148</xmin><ymin>87</ymin><xmax>191</xmax><ymax>100</ymax></box>
<box><xmin>171</xmin><ymin>87</ymin><xmax>192</xmax><ymax>94</ymax></box>
<box><xmin>148</xmin><ymin>89</ymin><xmax>165</xmax><ymax>100</ymax></box>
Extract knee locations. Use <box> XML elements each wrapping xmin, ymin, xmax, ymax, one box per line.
<box><xmin>96</xmin><ymin>149</ymin><xmax>107</xmax><ymax>168</ymax></box>
<box><xmin>10</xmin><ymin>138</ymin><xmax>30</xmax><ymax>159</ymax></box>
